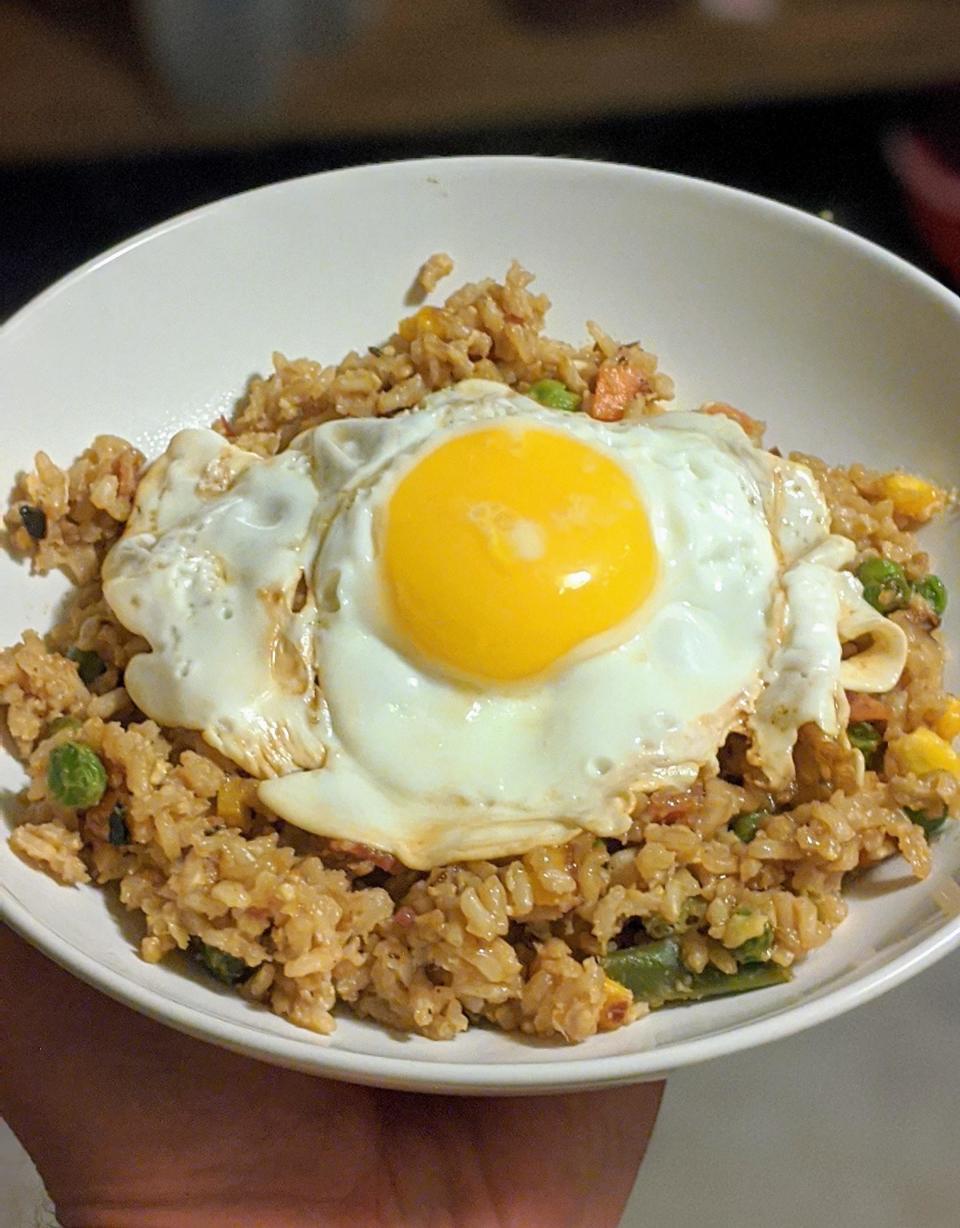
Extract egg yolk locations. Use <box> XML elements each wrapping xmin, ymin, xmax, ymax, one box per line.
<box><xmin>382</xmin><ymin>423</ymin><xmax>657</xmax><ymax>681</ymax></box>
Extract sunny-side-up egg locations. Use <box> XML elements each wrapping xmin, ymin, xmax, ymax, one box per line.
<box><xmin>102</xmin><ymin>379</ymin><xmax>907</xmax><ymax>868</ymax></box>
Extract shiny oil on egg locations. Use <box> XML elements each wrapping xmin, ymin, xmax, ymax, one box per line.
<box><xmin>102</xmin><ymin>379</ymin><xmax>907</xmax><ymax>868</ymax></box>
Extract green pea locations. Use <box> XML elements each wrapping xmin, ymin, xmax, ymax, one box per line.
<box><xmin>45</xmin><ymin>715</ymin><xmax>83</xmax><ymax>737</ymax></box>
<box><xmin>856</xmin><ymin>557</ymin><xmax>911</xmax><ymax>614</ymax></box>
<box><xmin>47</xmin><ymin>742</ymin><xmax>107</xmax><ymax>808</ymax></box>
<box><xmin>192</xmin><ymin>939</ymin><xmax>252</xmax><ymax>985</ymax></box>
<box><xmin>67</xmin><ymin>647</ymin><xmax>106</xmax><ymax>686</ymax></box>
<box><xmin>732</xmin><ymin>810</ymin><xmax>766</xmax><ymax>842</ymax></box>
<box><xmin>913</xmin><ymin>575</ymin><xmax>947</xmax><ymax>618</ymax></box>
<box><xmin>527</xmin><ymin>379</ymin><xmax>581</xmax><ymax>412</ymax></box>
<box><xmin>857</xmin><ymin>557</ymin><xmax>905</xmax><ymax>586</ymax></box>
<box><xmin>848</xmin><ymin>722</ymin><xmax>882</xmax><ymax>765</ymax></box>
<box><xmin>107</xmin><ymin>803</ymin><xmax>130</xmax><ymax>846</ymax></box>
<box><xmin>904</xmin><ymin>806</ymin><xmax>948</xmax><ymax>838</ymax></box>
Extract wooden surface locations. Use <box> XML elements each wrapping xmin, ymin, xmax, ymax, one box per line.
<box><xmin>3</xmin><ymin>0</ymin><xmax>960</xmax><ymax>161</ymax></box>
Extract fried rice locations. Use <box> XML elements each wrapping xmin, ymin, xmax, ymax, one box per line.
<box><xmin>2</xmin><ymin>257</ymin><xmax>958</xmax><ymax>1043</ymax></box>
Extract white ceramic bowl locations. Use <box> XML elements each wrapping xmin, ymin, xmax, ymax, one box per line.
<box><xmin>2</xmin><ymin>157</ymin><xmax>959</xmax><ymax>1094</ymax></box>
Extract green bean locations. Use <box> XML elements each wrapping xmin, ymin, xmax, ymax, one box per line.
<box><xmin>848</xmin><ymin>722</ymin><xmax>881</xmax><ymax>756</ymax></box>
<box><xmin>107</xmin><ymin>803</ymin><xmax>130</xmax><ymax>846</ymax></box>
<box><xmin>67</xmin><ymin>647</ymin><xmax>106</xmax><ymax>686</ymax></box>
<box><xmin>731</xmin><ymin>810</ymin><xmax>766</xmax><ymax>842</ymax></box>
<box><xmin>47</xmin><ymin>742</ymin><xmax>107</xmax><ymax>809</ymax></box>
<box><xmin>904</xmin><ymin>806</ymin><xmax>948</xmax><ymax>838</ymax></box>
<box><xmin>680</xmin><ymin>962</ymin><xmax>791</xmax><ymax>1000</ymax></box>
<box><xmin>913</xmin><ymin>575</ymin><xmax>947</xmax><ymax>617</ymax></box>
<box><xmin>527</xmin><ymin>379</ymin><xmax>581</xmax><ymax>412</ymax></box>
<box><xmin>603</xmin><ymin>937</ymin><xmax>684</xmax><ymax>1005</ymax></box>
<box><xmin>603</xmin><ymin>936</ymin><xmax>790</xmax><ymax>1007</ymax></box>
<box><xmin>733</xmin><ymin>924</ymin><xmax>774</xmax><ymax>964</ymax></box>
<box><xmin>192</xmin><ymin>939</ymin><xmax>251</xmax><ymax>985</ymax></box>
<box><xmin>848</xmin><ymin>721</ymin><xmax>882</xmax><ymax>766</ymax></box>
<box><xmin>856</xmin><ymin>557</ymin><xmax>911</xmax><ymax>614</ymax></box>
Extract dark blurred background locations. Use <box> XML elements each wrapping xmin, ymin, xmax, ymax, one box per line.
<box><xmin>4</xmin><ymin>0</ymin><xmax>960</xmax><ymax>320</ymax></box>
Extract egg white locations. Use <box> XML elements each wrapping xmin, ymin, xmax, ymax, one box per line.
<box><xmin>104</xmin><ymin>381</ymin><xmax>906</xmax><ymax>868</ymax></box>
<box><xmin>102</xmin><ymin>430</ymin><xmax>327</xmax><ymax>777</ymax></box>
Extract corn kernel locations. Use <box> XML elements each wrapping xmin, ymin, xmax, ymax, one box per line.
<box><xmin>141</xmin><ymin>936</ymin><xmax>163</xmax><ymax>963</ymax></box>
<box><xmin>889</xmin><ymin>727</ymin><xmax>960</xmax><ymax>779</ymax></box>
<box><xmin>880</xmin><ymin>472</ymin><xmax>944</xmax><ymax>522</ymax></box>
<box><xmin>935</xmin><ymin>698</ymin><xmax>960</xmax><ymax>743</ymax></box>
<box><xmin>397</xmin><ymin>306</ymin><xmax>445</xmax><ymax>343</ymax></box>
<box><xmin>598</xmin><ymin>976</ymin><xmax>634</xmax><ymax>1031</ymax></box>
<box><xmin>216</xmin><ymin>777</ymin><xmax>248</xmax><ymax>823</ymax></box>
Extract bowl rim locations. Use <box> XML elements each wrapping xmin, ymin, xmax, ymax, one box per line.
<box><xmin>2</xmin><ymin>154</ymin><xmax>960</xmax><ymax>1094</ymax></box>
<box><xmin>4</xmin><ymin>153</ymin><xmax>959</xmax><ymax>336</ymax></box>
<box><xmin>5</xmin><ymin>882</ymin><xmax>960</xmax><ymax>1092</ymax></box>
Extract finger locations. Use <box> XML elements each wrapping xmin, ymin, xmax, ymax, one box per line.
<box><xmin>0</xmin><ymin>925</ymin><xmax>378</xmax><ymax>1221</ymax></box>
<box><xmin>375</xmin><ymin>1080</ymin><xmax>664</xmax><ymax>1228</ymax></box>
<box><xmin>2</xmin><ymin>925</ymin><xmax>663</xmax><ymax>1228</ymax></box>
<box><xmin>474</xmin><ymin>1081</ymin><xmax>665</xmax><ymax>1228</ymax></box>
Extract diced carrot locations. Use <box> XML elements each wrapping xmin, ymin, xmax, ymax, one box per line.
<box><xmin>702</xmin><ymin>402</ymin><xmax>765</xmax><ymax>442</ymax></box>
<box><xmin>589</xmin><ymin>361</ymin><xmax>649</xmax><ymax>422</ymax></box>
<box><xmin>845</xmin><ymin>692</ymin><xmax>893</xmax><ymax>723</ymax></box>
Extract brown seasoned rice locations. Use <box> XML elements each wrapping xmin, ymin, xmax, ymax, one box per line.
<box><xmin>2</xmin><ymin>256</ymin><xmax>957</xmax><ymax>1043</ymax></box>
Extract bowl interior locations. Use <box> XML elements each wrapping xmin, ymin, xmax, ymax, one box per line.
<box><xmin>2</xmin><ymin>157</ymin><xmax>959</xmax><ymax>1093</ymax></box>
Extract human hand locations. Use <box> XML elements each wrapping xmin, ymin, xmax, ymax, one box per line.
<box><xmin>0</xmin><ymin>925</ymin><xmax>662</xmax><ymax>1228</ymax></box>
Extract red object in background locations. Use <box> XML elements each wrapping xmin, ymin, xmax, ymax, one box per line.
<box><xmin>886</xmin><ymin>125</ymin><xmax>960</xmax><ymax>285</ymax></box>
